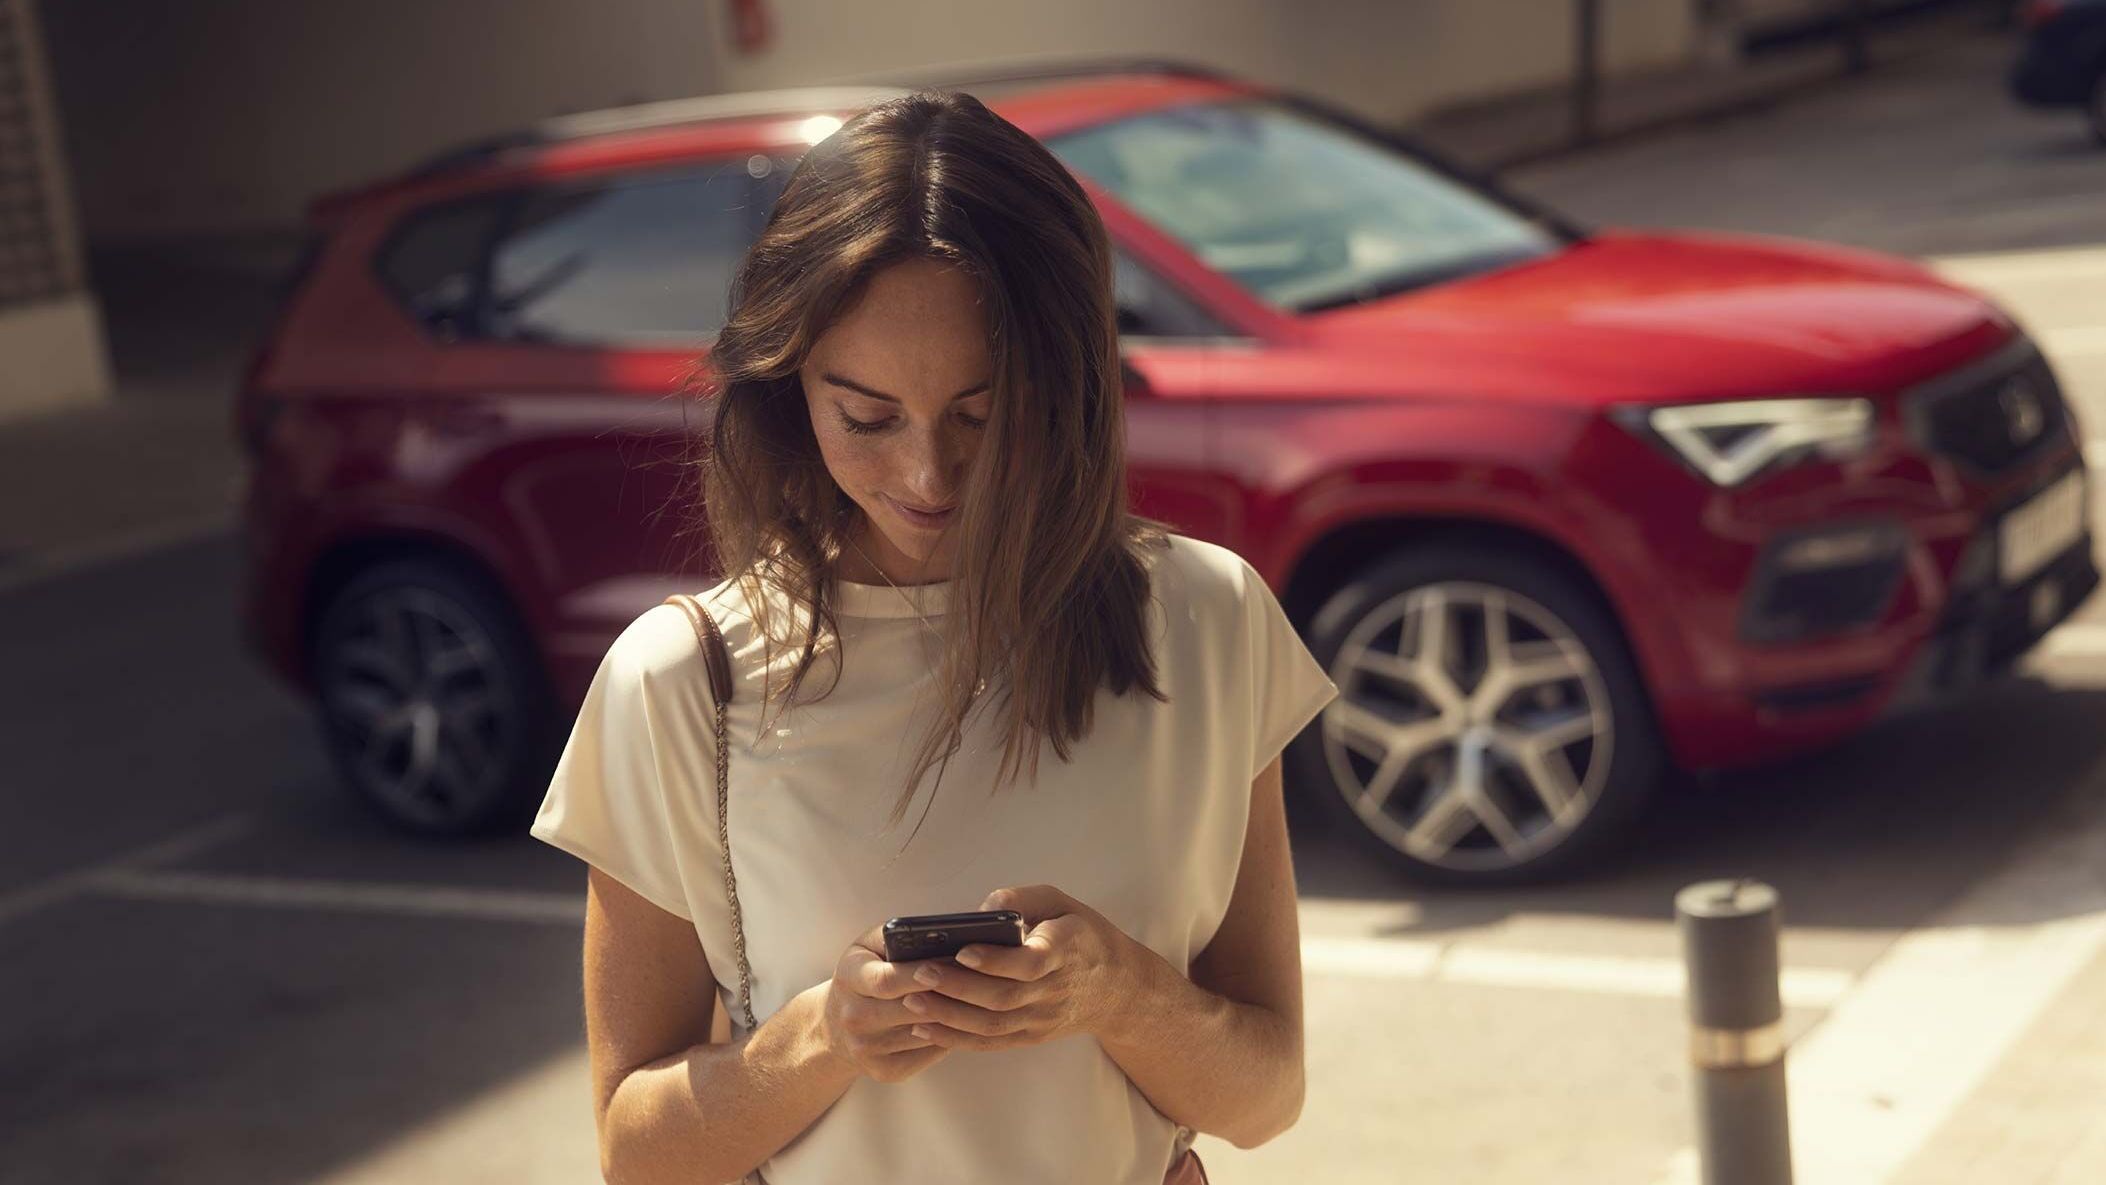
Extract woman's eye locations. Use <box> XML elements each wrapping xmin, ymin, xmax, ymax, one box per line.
<box><xmin>838</xmin><ymin>410</ymin><xmax>892</xmax><ymax>435</ymax></box>
<box><xmin>956</xmin><ymin>412</ymin><xmax>988</xmax><ymax>430</ymax></box>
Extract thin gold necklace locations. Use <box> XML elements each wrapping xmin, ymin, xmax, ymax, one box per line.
<box><xmin>844</xmin><ymin>530</ymin><xmax>947</xmax><ymax>651</ymax></box>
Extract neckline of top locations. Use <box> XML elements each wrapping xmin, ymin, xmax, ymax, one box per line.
<box><xmin>829</xmin><ymin>576</ymin><xmax>953</xmax><ymax>619</ymax></box>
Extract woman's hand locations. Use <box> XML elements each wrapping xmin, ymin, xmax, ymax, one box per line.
<box><xmin>899</xmin><ymin>884</ymin><xmax>1149</xmax><ymax>1052</ymax></box>
<box><xmin>821</xmin><ymin>924</ymin><xmax>952</xmax><ymax>1083</ymax></box>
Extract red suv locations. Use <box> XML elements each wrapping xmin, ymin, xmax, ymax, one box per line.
<box><xmin>237</xmin><ymin>64</ymin><xmax>2095</xmax><ymax>884</ymax></box>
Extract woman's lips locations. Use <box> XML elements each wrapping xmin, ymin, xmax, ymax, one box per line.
<box><xmin>884</xmin><ymin>495</ymin><xmax>956</xmax><ymax>529</ymax></box>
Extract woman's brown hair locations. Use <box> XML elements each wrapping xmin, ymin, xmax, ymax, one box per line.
<box><xmin>693</xmin><ymin>89</ymin><xmax>1167</xmax><ymax>829</ymax></box>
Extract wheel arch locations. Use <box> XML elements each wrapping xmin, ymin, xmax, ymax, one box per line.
<box><xmin>297</xmin><ymin>529</ymin><xmax>532</xmax><ymax>688</ymax></box>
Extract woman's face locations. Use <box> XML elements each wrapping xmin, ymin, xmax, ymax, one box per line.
<box><xmin>801</xmin><ymin>257</ymin><xmax>994</xmax><ymax>584</ymax></box>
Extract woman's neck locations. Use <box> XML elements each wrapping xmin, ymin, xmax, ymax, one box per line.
<box><xmin>837</xmin><ymin>520</ymin><xmax>951</xmax><ymax>587</ymax></box>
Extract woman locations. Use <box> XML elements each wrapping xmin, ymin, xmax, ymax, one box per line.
<box><xmin>531</xmin><ymin>90</ymin><xmax>1338</xmax><ymax>1184</ymax></box>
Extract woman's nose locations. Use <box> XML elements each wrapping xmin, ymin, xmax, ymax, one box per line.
<box><xmin>903</xmin><ymin>428</ymin><xmax>967</xmax><ymax>504</ymax></box>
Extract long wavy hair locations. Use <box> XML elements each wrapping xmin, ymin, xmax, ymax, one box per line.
<box><xmin>692</xmin><ymin>90</ymin><xmax>1168</xmax><ymax>830</ymax></box>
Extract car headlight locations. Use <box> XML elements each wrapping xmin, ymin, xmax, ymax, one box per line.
<box><xmin>1622</xmin><ymin>398</ymin><xmax>1876</xmax><ymax>487</ymax></box>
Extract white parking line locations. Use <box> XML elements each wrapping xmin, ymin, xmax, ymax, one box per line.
<box><xmin>1650</xmin><ymin>753</ymin><xmax>2106</xmax><ymax>1185</ymax></box>
<box><xmin>1928</xmin><ymin>245</ymin><xmax>2106</xmax><ymax>285</ymax></box>
<box><xmin>1303</xmin><ymin>935</ymin><xmax>1852</xmax><ymax>1007</ymax></box>
<box><xmin>0</xmin><ymin>813</ymin><xmax>255</xmax><ymax>927</ymax></box>
<box><xmin>87</xmin><ymin>869</ymin><xmax>588</xmax><ymax>926</ymax></box>
<box><xmin>62</xmin><ymin>866</ymin><xmax>1858</xmax><ymax>1007</ymax></box>
<box><xmin>2041</xmin><ymin>326</ymin><xmax>2106</xmax><ymax>358</ymax></box>
<box><xmin>2039</xmin><ymin>622</ymin><xmax>2106</xmax><ymax>658</ymax></box>
<box><xmin>0</xmin><ymin>511</ymin><xmax>233</xmax><ymax>596</ymax></box>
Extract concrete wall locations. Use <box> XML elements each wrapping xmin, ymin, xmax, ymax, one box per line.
<box><xmin>35</xmin><ymin>0</ymin><xmax>725</xmax><ymax>242</ymax></box>
<box><xmin>2</xmin><ymin>0</ymin><xmax>110</xmax><ymax>420</ymax></box>
<box><xmin>708</xmin><ymin>0</ymin><xmax>1697</xmax><ymax>126</ymax></box>
<box><xmin>33</xmin><ymin>0</ymin><xmax>1698</xmax><ymax>242</ymax></box>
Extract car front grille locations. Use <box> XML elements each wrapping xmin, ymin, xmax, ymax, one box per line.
<box><xmin>1907</xmin><ymin>346</ymin><xmax>2070</xmax><ymax>475</ymax></box>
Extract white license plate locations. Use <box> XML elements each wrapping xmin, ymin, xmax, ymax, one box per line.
<box><xmin>2000</xmin><ymin>471</ymin><xmax>2088</xmax><ymax>586</ymax></box>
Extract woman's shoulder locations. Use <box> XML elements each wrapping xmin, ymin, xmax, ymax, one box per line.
<box><xmin>1150</xmin><ymin>533</ymin><xmax>1263</xmax><ymax>595</ymax></box>
<box><xmin>605</xmin><ymin>575</ymin><xmax>766</xmax><ymax>684</ymax></box>
<box><xmin>1146</xmin><ymin>533</ymin><xmax>1269</xmax><ymax>627</ymax></box>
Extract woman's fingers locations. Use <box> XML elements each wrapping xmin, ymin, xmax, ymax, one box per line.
<box><xmin>953</xmin><ymin>938</ymin><xmax>1059</xmax><ymax>983</ymax></box>
<box><xmin>859</xmin><ymin>1019</ymin><xmax>944</xmax><ymax>1055</ymax></box>
<box><xmin>902</xmin><ymin>990</ymin><xmax>1039</xmax><ymax>1038</ymax></box>
<box><xmin>910</xmin><ymin>960</ymin><xmax>1037</xmax><ymax>1010</ymax></box>
<box><xmin>840</xmin><ymin>945</ymin><xmax>922</xmax><ymax>999</ymax></box>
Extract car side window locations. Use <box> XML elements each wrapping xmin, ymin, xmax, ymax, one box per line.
<box><xmin>1113</xmin><ymin>250</ymin><xmax>1231</xmax><ymax>340</ymax></box>
<box><xmin>377</xmin><ymin>197</ymin><xmax>507</xmax><ymax>340</ymax></box>
<box><xmin>485</xmin><ymin>161</ymin><xmax>763</xmax><ymax>345</ymax></box>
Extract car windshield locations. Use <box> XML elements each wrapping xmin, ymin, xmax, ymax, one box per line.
<box><xmin>1050</xmin><ymin>99</ymin><xmax>1560</xmax><ymax>313</ymax></box>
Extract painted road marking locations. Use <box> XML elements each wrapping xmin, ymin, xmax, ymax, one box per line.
<box><xmin>0</xmin><ymin>813</ymin><xmax>255</xmax><ymax>927</ymax></box>
<box><xmin>64</xmin><ymin>865</ymin><xmax>1860</xmax><ymax>1006</ymax></box>
<box><xmin>87</xmin><ymin>869</ymin><xmax>588</xmax><ymax>927</ymax></box>
<box><xmin>2042</xmin><ymin>326</ymin><xmax>2106</xmax><ymax>358</ymax></box>
<box><xmin>2039</xmin><ymin>622</ymin><xmax>2106</xmax><ymax>658</ymax></box>
<box><xmin>0</xmin><ymin>511</ymin><xmax>233</xmax><ymax>596</ymax></box>
<box><xmin>1928</xmin><ymin>245</ymin><xmax>2106</xmax><ymax>285</ymax></box>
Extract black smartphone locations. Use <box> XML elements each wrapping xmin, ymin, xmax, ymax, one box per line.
<box><xmin>882</xmin><ymin>909</ymin><xmax>1026</xmax><ymax>962</ymax></box>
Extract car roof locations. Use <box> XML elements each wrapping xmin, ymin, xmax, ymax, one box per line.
<box><xmin>315</xmin><ymin>62</ymin><xmax>1261</xmax><ymax>217</ymax></box>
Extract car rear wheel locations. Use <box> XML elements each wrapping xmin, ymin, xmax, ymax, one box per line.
<box><xmin>310</xmin><ymin>558</ymin><xmax>557</xmax><ymax>836</ymax></box>
<box><xmin>1289</xmin><ymin>543</ymin><xmax>1664</xmax><ymax>885</ymax></box>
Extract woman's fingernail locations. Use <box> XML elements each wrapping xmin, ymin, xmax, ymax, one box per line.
<box><xmin>911</xmin><ymin>1025</ymin><xmax>932</xmax><ymax>1040</ymax></box>
<box><xmin>955</xmin><ymin>948</ymin><xmax>981</xmax><ymax>968</ymax></box>
<box><xmin>914</xmin><ymin>965</ymin><xmax>941</xmax><ymax>986</ymax></box>
<box><xmin>904</xmin><ymin>993</ymin><xmax>928</xmax><ymax>1013</ymax></box>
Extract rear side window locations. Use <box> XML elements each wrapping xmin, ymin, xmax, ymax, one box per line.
<box><xmin>488</xmin><ymin>162</ymin><xmax>761</xmax><ymax>345</ymax></box>
<box><xmin>374</xmin><ymin>159</ymin><xmax>770</xmax><ymax>346</ymax></box>
<box><xmin>378</xmin><ymin>198</ymin><xmax>505</xmax><ymax>339</ymax></box>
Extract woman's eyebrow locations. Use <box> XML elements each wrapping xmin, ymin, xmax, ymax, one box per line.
<box><xmin>820</xmin><ymin>372</ymin><xmax>991</xmax><ymax>404</ymax></box>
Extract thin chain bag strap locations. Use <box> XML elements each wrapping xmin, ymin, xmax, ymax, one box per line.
<box><xmin>662</xmin><ymin>594</ymin><xmax>758</xmax><ymax>1033</ymax></box>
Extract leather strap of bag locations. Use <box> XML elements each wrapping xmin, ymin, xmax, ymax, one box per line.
<box><xmin>662</xmin><ymin>593</ymin><xmax>758</xmax><ymax>1033</ymax></box>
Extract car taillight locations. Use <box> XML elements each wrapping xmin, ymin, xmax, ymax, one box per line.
<box><xmin>2023</xmin><ymin>0</ymin><xmax>2066</xmax><ymax>28</ymax></box>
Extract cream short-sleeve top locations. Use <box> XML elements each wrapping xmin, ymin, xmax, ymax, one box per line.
<box><xmin>530</xmin><ymin>533</ymin><xmax>1338</xmax><ymax>1183</ymax></box>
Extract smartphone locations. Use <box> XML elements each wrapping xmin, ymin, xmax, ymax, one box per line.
<box><xmin>882</xmin><ymin>909</ymin><xmax>1026</xmax><ymax>962</ymax></box>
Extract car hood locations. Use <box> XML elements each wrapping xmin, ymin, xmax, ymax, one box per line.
<box><xmin>1297</xmin><ymin>230</ymin><xmax>2014</xmax><ymax>408</ymax></box>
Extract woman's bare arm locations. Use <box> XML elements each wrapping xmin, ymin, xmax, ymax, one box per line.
<box><xmin>585</xmin><ymin>868</ymin><xmax>859</xmax><ymax>1185</ymax></box>
<box><xmin>1092</xmin><ymin>754</ymin><xmax>1306</xmax><ymax>1147</ymax></box>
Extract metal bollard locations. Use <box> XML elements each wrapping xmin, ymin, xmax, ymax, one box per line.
<box><xmin>1675</xmin><ymin>879</ymin><xmax>1794</xmax><ymax>1185</ymax></box>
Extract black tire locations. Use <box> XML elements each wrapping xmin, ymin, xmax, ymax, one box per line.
<box><xmin>309</xmin><ymin>557</ymin><xmax>560</xmax><ymax>837</ymax></box>
<box><xmin>1286</xmin><ymin>541</ymin><xmax>1665</xmax><ymax>886</ymax></box>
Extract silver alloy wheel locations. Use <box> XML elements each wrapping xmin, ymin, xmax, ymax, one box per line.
<box><xmin>1319</xmin><ymin>581</ymin><xmax>1613</xmax><ymax>872</ymax></box>
<box><xmin>318</xmin><ymin>585</ymin><xmax>514</xmax><ymax>829</ymax></box>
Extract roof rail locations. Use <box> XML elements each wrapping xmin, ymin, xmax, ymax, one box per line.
<box><xmin>402</xmin><ymin>61</ymin><xmax>1229</xmax><ymax>179</ymax></box>
<box><xmin>406</xmin><ymin>84</ymin><xmax>908</xmax><ymax>176</ymax></box>
<box><xmin>871</xmin><ymin>56</ymin><xmax>1232</xmax><ymax>93</ymax></box>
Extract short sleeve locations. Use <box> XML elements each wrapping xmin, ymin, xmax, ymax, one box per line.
<box><xmin>1240</xmin><ymin>559</ymin><xmax>1340</xmax><ymax>782</ymax></box>
<box><xmin>529</xmin><ymin>617</ymin><xmax>696</xmax><ymax>921</ymax></box>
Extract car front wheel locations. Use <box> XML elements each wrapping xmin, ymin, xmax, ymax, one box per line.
<box><xmin>310</xmin><ymin>558</ymin><xmax>558</xmax><ymax>836</ymax></box>
<box><xmin>1289</xmin><ymin>543</ymin><xmax>1665</xmax><ymax>885</ymax></box>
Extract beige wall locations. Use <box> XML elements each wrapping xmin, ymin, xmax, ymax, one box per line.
<box><xmin>3</xmin><ymin>0</ymin><xmax>109</xmax><ymax>419</ymax></box>
<box><xmin>37</xmin><ymin>0</ymin><xmax>724</xmax><ymax>241</ymax></box>
<box><xmin>709</xmin><ymin>0</ymin><xmax>1697</xmax><ymax>125</ymax></box>
<box><xmin>0</xmin><ymin>297</ymin><xmax>114</xmax><ymax>423</ymax></box>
